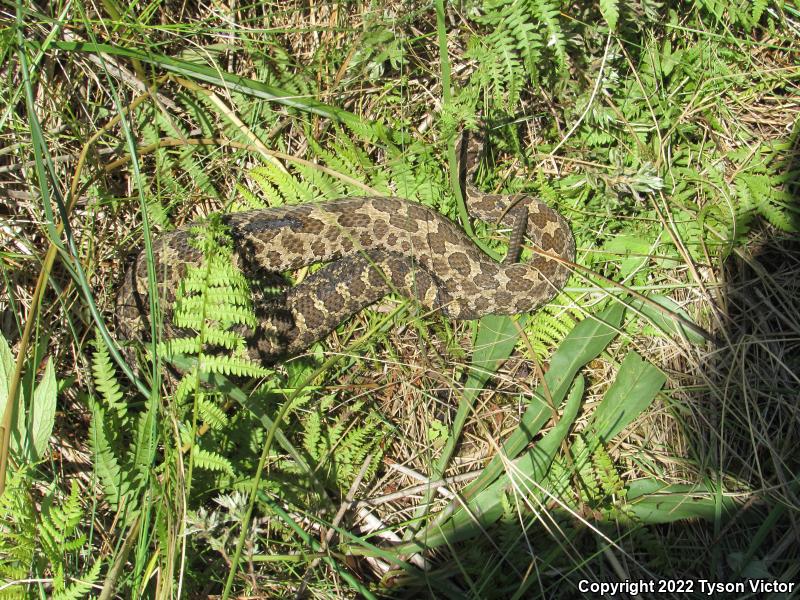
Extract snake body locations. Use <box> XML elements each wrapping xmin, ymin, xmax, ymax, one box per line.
<box><xmin>115</xmin><ymin>133</ymin><xmax>575</xmax><ymax>363</ymax></box>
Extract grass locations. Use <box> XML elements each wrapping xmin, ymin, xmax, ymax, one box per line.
<box><xmin>1</xmin><ymin>0</ymin><xmax>799</xmax><ymax>598</ymax></box>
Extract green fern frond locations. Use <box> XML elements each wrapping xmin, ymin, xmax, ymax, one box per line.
<box><xmin>198</xmin><ymin>395</ymin><xmax>229</xmax><ymax>430</ymax></box>
<box><xmin>160</xmin><ymin>215</ymin><xmax>279</xmax><ymax>494</ymax></box>
<box><xmin>465</xmin><ymin>0</ymin><xmax>570</xmax><ymax>108</ymax></box>
<box><xmin>344</xmin><ymin>117</ymin><xmax>391</xmax><ymax>145</ymax></box>
<box><xmin>88</xmin><ymin>400</ymin><xmax>129</xmax><ymax>511</ymax></box>
<box><xmin>760</xmin><ymin>198</ymin><xmax>797</xmax><ymax>232</ymax></box>
<box><xmin>750</xmin><ymin>0</ymin><xmax>768</xmax><ymax>23</ymax></box>
<box><xmin>197</xmin><ymin>354</ymin><xmax>271</xmax><ymax>378</ymax></box>
<box><xmin>592</xmin><ymin>441</ymin><xmax>626</xmax><ymax>502</ymax></box>
<box><xmin>233</xmin><ymin>180</ymin><xmax>269</xmax><ymax>210</ymax></box>
<box><xmin>529</xmin><ymin>0</ymin><xmax>567</xmax><ymax>67</ymax></box>
<box><xmin>303</xmin><ymin>410</ymin><xmax>323</xmax><ymax>460</ymax></box>
<box><xmin>131</xmin><ymin>409</ymin><xmax>158</xmax><ymax>483</ymax></box>
<box><xmin>91</xmin><ymin>336</ymin><xmax>126</xmax><ymax>419</ymax></box>
<box><xmin>570</xmin><ymin>434</ymin><xmax>601</xmax><ymax>505</ymax></box>
<box><xmin>154</xmin><ymin>96</ymin><xmax>221</xmax><ymax>202</ymax></box>
<box><xmin>298</xmin><ymin>403</ymin><xmax>389</xmax><ymax>490</ymax></box>
<box><xmin>192</xmin><ymin>446</ymin><xmax>235</xmax><ymax>475</ymax></box>
<box><xmin>544</xmin><ymin>431</ymin><xmax>628</xmax><ymax>512</ymax></box>
<box><xmin>294</xmin><ymin>161</ymin><xmax>348</xmax><ymax>199</ymax></box>
<box><xmin>0</xmin><ymin>469</ymin><xmax>36</xmax><ymax>596</ymax></box>
<box><xmin>165</xmin><ymin>218</ymin><xmax>267</xmax><ymax>377</ymax></box>
<box><xmin>249</xmin><ymin>163</ymin><xmax>316</xmax><ymax>205</ymax></box>
<box><xmin>308</xmin><ymin>134</ymin><xmax>378</xmax><ymax>195</ymax></box>
<box><xmin>173</xmin><ymin>373</ymin><xmax>199</xmax><ymax>405</ymax></box>
<box><xmin>732</xmin><ymin>146</ymin><xmax>798</xmax><ymax>234</ymax></box>
<box><xmin>39</xmin><ymin>481</ymin><xmax>87</xmax><ymax>566</ymax></box>
<box><xmin>545</xmin><ymin>455</ymin><xmax>572</xmax><ymax>501</ymax></box>
<box><xmin>248</xmin><ymin>165</ymin><xmax>288</xmax><ymax>205</ymax></box>
<box><xmin>527</xmin><ymin>295</ymin><xmax>580</xmax><ymax>354</ymax></box>
<box><xmin>158</xmin><ymin>337</ymin><xmax>203</xmax><ymax>357</ymax></box>
<box><xmin>51</xmin><ymin>559</ymin><xmax>102</xmax><ymax>600</ymax></box>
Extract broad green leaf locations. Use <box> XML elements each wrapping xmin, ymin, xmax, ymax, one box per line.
<box><xmin>0</xmin><ymin>334</ymin><xmax>27</xmax><ymax>459</ymax></box>
<box><xmin>624</xmin><ymin>479</ymin><xmax>737</xmax><ymax>523</ymax></box>
<box><xmin>601</xmin><ymin>235</ymin><xmax>651</xmax><ymax>278</ymax></box>
<box><xmin>589</xmin><ymin>351</ymin><xmax>666</xmax><ymax>442</ymax></box>
<box><xmin>30</xmin><ymin>358</ymin><xmax>57</xmax><ymax>460</ymax></box>
<box><xmin>467</xmin><ymin>314</ymin><xmax>525</xmax><ymax>392</ymax></box>
<box><xmin>410</xmin><ymin>314</ymin><xmax>524</xmax><ymax>531</ymax></box>
<box><xmin>460</xmin><ymin>302</ymin><xmax>626</xmax><ymax>499</ymax></box>
<box><xmin>727</xmin><ymin>552</ymin><xmax>775</xmax><ymax>584</ymax></box>
<box><xmin>624</xmin><ymin>295</ymin><xmax>707</xmax><ymax>344</ymax></box>
<box><xmin>405</xmin><ymin>375</ymin><xmax>585</xmax><ymax>552</ymax></box>
<box><xmin>437</xmin><ymin>314</ymin><xmax>523</xmax><ymax>471</ymax></box>
<box><xmin>0</xmin><ymin>333</ymin><xmax>15</xmax><ymax>419</ymax></box>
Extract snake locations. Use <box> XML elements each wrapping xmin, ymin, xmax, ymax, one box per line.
<box><xmin>115</xmin><ymin>131</ymin><xmax>575</xmax><ymax>364</ymax></box>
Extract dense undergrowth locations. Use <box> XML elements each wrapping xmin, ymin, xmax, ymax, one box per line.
<box><xmin>1</xmin><ymin>0</ymin><xmax>798</xmax><ymax>597</ymax></box>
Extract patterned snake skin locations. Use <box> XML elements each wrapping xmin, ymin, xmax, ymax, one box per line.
<box><xmin>115</xmin><ymin>132</ymin><xmax>575</xmax><ymax>363</ymax></box>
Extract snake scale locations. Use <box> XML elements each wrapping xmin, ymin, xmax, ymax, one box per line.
<box><xmin>115</xmin><ymin>132</ymin><xmax>575</xmax><ymax>364</ymax></box>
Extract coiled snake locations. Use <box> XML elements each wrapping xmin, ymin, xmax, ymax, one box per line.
<box><xmin>115</xmin><ymin>132</ymin><xmax>575</xmax><ymax>363</ymax></box>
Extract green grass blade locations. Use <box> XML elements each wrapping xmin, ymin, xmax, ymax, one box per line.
<box><xmin>624</xmin><ymin>479</ymin><xmax>737</xmax><ymax>523</ymax></box>
<box><xmin>623</xmin><ymin>294</ymin><xmax>707</xmax><ymax>344</ymax></box>
<box><xmin>52</xmin><ymin>41</ymin><xmax>364</xmax><ymax>129</ymax></box>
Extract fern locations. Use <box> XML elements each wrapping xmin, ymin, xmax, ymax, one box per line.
<box><xmin>0</xmin><ymin>474</ymin><xmax>99</xmax><ymax>598</ymax></box>
<box><xmin>89</xmin><ymin>333</ymin><xmax>143</xmax><ymax>513</ymax></box>
<box><xmin>89</xmin><ymin>400</ymin><xmax>128</xmax><ymax>511</ymax></box>
<box><xmin>196</xmin><ymin>354</ymin><xmax>271</xmax><ymax>378</ymax></box>
<box><xmin>248</xmin><ymin>162</ymin><xmax>318</xmax><ymax>206</ymax></box>
<box><xmin>0</xmin><ymin>469</ymin><xmax>36</xmax><ymax>598</ymax></box>
<box><xmin>571</xmin><ymin>434</ymin><xmax>600</xmax><ymax>505</ymax></box>
<box><xmin>309</xmin><ymin>132</ymin><xmax>377</xmax><ymax>193</ymax></box>
<box><xmin>158</xmin><ymin>214</ymin><xmax>273</xmax><ymax>483</ymax></box>
<box><xmin>197</xmin><ymin>396</ymin><xmax>229</xmax><ymax>430</ymax></box>
<box><xmin>302</xmin><ymin>408</ymin><xmax>323</xmax><ymax>458</ymax></box>
<box><xmin>467</xmin><ymin>3</ymin><xmax>536</xmax><ymax>108</ymax></box>
<box><xmin>51</xmin><ymin>559</ymin><xmax>102</xmax><ymax>600</ymax></box>
<box><xmin>750</xmin><ymin>0</ymin><xmax>768</xmax><ymax>23</ymax></box>
<box><xmin>527</xmin><ymin>294</ymin><xmax>580</xmax><ymax>355</ymax></box>
<box><xmin>545</xmin><ymin>432</ymin><xmax>628</xmax><ymax>515</ymax></box>
<box><xmin>297</xmin><ymin>398</ymin><xmax>391</xmax><ymax>491</ymax></box>
<box><xmin>39</xmin><ymin>482</ymin><xmax>87</xmax><ymax>589</ymax></box>
<box><xmin>91</xmin><ymin>337</ymin><xmax>126</xmax><ymax>419</ymax></box>
<box><xmin>139</xmin><ymin>95</ymin><xmax>223</xmax><ymax>209</ymax></box>
<box><xmin>191</xmin><ymin>445</ymin><xmax>235</xmax><ymax>475</ymax></box>
<box><xmin>532</xmin><ymin>0</ymin><xmax>568</xmax><ymax>67</ymax></box>
<box><xmin>165</xmin><ymin>220</ymin><xmax>264</xmax><ymax>370</ymax></box>
<box><xmin>591</xmin><ymin>440</ymin><xmax>626</xmax><ymax>504</ymax></box>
